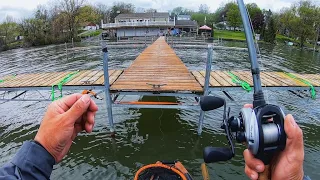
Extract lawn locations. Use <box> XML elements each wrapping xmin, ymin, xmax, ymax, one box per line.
<box><xmin>275</xmin><ymin>34</ymin><xmax>297</xmax><ymax>43</ymax></box>
<box><xmin>214</xmin><ymin>30</ymin><xmax>246</xmax><ymax>41</ymax></box>
<box><xmin>78</xmin><ymin>29</ymin><xmax>103</xmax><ymax>38</ymax></box>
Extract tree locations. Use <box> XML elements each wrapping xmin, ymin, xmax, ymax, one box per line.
<box><xmin>246</xmin><ymin>3</ymin><xmax>264</xmax><ymax>33</ymax></box>
<box><xmin>110</xmin><ymin>2</ymin><xmax>135</xmax><ymax>23</ymax></box>
<box><xmin>145</xmin><ymin>8</ymin><xmax>157</xmax><ymax>13</ymax></box>
<box><xmin>20</xmin><ymin>18</ymin><xmax>48</xmax><ymax>46</ymax></box>
<box><xmin>58</xmin><ymin>0</ymin><xmax>85</xmax><ymax>40</ymax></box>
<box><xmin>78</xmin><ymin>5</ymin><xmax>100</xmax><ymax>24</ymax></box>
<box><xmin>171</xmin><ymin>7</ymin><xmax>193</xmax><ymax>16</ymax></box>
<box><xmin>172</xmin><ymin>7</ymin><xmax>184</xmax><ymax>15</ymax></box>
<box><xmin>198</xmin><ymin>4</ymin><xmax>210</xmax><ymax>14</ymax></box>
<box><xmin>94</xmin><ymin>3</ymin><xmax>111</xmax><ymax>23</ymax></box>
<box><xmin>263</xmin><ymin>14</ymin><xmax>277</xmax><ymax>43</ymax></box>
<box><xmin>226</xmin><ymin>3</ymin><xmax>241</xmax><ymax>31</ymax></box>
<box><xmin>0</xmin><ymin>16</ymin><xmax>18</xmax><ymax>46</ymax></box>
<box><xmin>285</xmin><ymin>1</ymin><xmax>318</xmax><ymax>47</ymax></box>
<box><xmin>191</xmin><ymin>13</ymin><xmax>206</xmax><ymax>26</ymax></box>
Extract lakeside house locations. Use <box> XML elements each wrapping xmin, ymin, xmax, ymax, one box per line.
<box><xmin>83</xmin><ymin>22</ymin><xmax>99</xmax><ymax>31</ymax></box>
<box><xmin>101</xmin><ymin>12</ymin><xmax>198</xmax><ymax>37</ymax></box>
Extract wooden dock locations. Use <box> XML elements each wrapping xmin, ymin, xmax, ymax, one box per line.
<box><xmin>0</xmin><ymin>36</ymin><xmax>319</xmax><ymax>92</ymax></box>
<box><xmin>192</xmin><ymin>71</ymin><xmax>320</xmax><ymax>89</ymax></box>
<box><xmin>110</xmin><ymin>37</ymin><xmax>203</xmax><ymax>92</ymax></box>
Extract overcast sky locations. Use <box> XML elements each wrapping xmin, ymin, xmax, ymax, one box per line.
<box><xmin>0</xmin><ymin>0</ymin><xmax>301</xmax><ymax>22</ymax></box>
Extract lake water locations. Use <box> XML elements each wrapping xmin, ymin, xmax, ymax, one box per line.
<box><xmin>0</xmin><ymin>40</ymin><xmax>319</xmax><ymax>179</ymax></box>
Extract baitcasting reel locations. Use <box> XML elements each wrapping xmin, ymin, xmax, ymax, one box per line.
<box><xmin>200</xmin><ymin>96</ymin><xmax>286</xmax><ymax>165</ymax></box>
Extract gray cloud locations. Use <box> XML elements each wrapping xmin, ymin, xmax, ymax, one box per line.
<box><xmin>0</xmin><ymin>6</ymin><xmax>33</xmax><ymax>22</ymax></box>
<box><xmin>0</xmin><ymin>0</ymin><xmax>301</xmax><ymax>23</ymax></box>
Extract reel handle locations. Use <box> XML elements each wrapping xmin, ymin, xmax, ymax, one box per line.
<box><xmin>203</xmin><ymin>147</ymin><xmax>233</xmax><ymax>163</ymax></box>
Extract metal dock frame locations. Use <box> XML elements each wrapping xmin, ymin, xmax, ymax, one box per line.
<box><xmin>197</xmin><ymin>44</ymin><xmax>213</xmax><ymax>135</ymax></box>
<box><xmin>101</xmin><ymin>44</ymin><xmax>214</xmax><ymax>136</ymax></box>
<box><xmin>102</xmin><ymin>46</ymin><xmax>115</xmax><ymax>136</ymax></box>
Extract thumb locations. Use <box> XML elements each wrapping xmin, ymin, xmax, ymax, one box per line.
<box><xmin>64</xmin><ymin>94</ymin><xmax>91</xmax><ymax>123</ymax></box>
<box><xmin>284</xmin><ymin>114</ymin><xmax>304</xmax><ymax>151</ymax></box>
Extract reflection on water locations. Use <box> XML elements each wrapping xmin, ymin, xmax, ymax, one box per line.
<box><xmin>0</xmin><ymin>41</ymin><xmax>319</xmax><ymax>179</ymax></box>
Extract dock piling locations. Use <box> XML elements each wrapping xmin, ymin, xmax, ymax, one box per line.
<box><xmin>65</xmin><ymin>42</ymin><xmax>68</xmax><ymax>60</ymax></box>
<box><xmin>198</xmin><ymin>44</ymin><xmax>213</xmax><ymax>135</ymax></box>
<box><xmin>102</xmin><ymin>46</ymin><xmax>115</xmax><ymax>136</ymax></box>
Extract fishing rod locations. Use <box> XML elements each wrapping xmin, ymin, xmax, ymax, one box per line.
<box><xmin>200</xmin><ymin>0</ymin><xmax>286</xmax><ymax>179</ymax></box>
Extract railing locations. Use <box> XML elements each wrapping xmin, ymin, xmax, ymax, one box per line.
<box><xmin>102</xmin><ymin>21</ymin><xmax>175</xmax><ymax>28</ymax></box>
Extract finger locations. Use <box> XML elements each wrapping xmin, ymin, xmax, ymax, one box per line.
<box><xmin>88</xmin><ymin>99</ymin><xmax>99</xmax><ymax>112</ymax></box>
<box><xmin>86</xmin><ymin>111</ymin><xmax>95</xmax><ymax>124</ymax></box>
<box><xmin>284</xmin><ymin>114</ymin><xmax>304</xmax><ymax>153</ymax></box>
<box><xmin>245</xmin><ymin>164</ymin><xmax>258</xmax><ymax>180</ymax></box>
<box><xmin>64</xmin><ymin>94</ymin><xmax>91</xmax><ymax>124</ymax></box>
<box><xmin>59</xmin><ymin>93</ymin><xmax>83</xmax><ymax>110</ymax></box>
<box><xmin>284</xmin><ymin>114</ymin><xmax>303</xmax><ymax>140</ymax></box>
<box><xmin>84</xmin><ymin>111</ymin><xmax>95</xmax><ymax>133</ymax></box>
<box><xmin>243</xmin><ymin>149</ymin><xmax>265</xmax><ymax>172</ymax></box>
<box><xmin>244</xmin><ymin>104</ymin><xmax>253</xmax><ymax>108</ymax></box>
<box><xmin>85</xmin><ymin>121</ymin><xmax>94</xmax><ymax>133</ymax></box>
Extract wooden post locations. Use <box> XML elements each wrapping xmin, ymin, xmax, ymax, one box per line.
<box><xmin>145</xmin><ymin>33</ymin><xmax>147</xmax><ymax>47</ymax></box>
<box><xmin>314</xmin><ymin>27</ymin><xmax>319</xmax><ymax>52</ymax></box>
<box><xmin>65</xmin><ymin>42</ymin><xmax>68</xmax><ymax>60</ymax></box>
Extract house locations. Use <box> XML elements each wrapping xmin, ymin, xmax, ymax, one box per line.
<box><xmin>175</xmin><ymin>20</ymin><xmax>198</xmax><ymax>34</ymax></box>
<box><xmin>101</xmin><ymin>13</ymin><xmax>198</xmax><ymax>37</ymax></box>
<box><xmin>83</xmin><ymin>22</ymin><xmax>99</xmax><ymax>31</ymax></box>
<box><xmin>101</xmin><ymin>12</ymin><xmax>174</xmax><ymax>37</ymax></box>
<box><xmin>115</xmin><ymin>12</ymin><xmax>170</xmax><ymax>23</ymax></box>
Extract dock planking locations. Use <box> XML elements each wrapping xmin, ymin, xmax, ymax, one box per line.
<box><xmin>110</xmin><ymin>36</ymin><xmax>203</xmax><ymax>92</ymax></box>
<box><xmin>191</xmin><ymin>70</ymin><xmax>320</xmax><ymax>89</ymax></box>
<box><xmin>1</xmin><ymin>37</ymin><xmax>320</xmax><ymax>92</ymax></box>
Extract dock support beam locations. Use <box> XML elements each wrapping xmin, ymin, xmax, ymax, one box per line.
<box><xmin>197</xmin><ymin>44</ymin><xmax>213</xmax><ymax>135</ymax></box>
<box><xmin>102</xmin><ymin>47</ymin><xmax>115</xmax><ymax>136</ymax></box>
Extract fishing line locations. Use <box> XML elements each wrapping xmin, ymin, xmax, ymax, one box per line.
<box><xmin>157</xmin><ymin>92</ymin><xmax>165</xmax><ymax>143</ymax></box>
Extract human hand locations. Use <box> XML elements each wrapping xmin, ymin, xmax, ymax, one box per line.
<box><xmin>34</xmin><ymin>93</ymin><xmax>98</xmax><ymax>162</ymax></box>
<box><xmin>243</xmin><ymin>105</ymin><xmax>304</xmax><ymax>180</ymax></box>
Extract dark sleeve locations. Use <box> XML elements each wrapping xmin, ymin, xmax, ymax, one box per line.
<box><xmin>0</xmin><ymin>141</ymin><xmax>55</xmax><ymax>180</ymax></box>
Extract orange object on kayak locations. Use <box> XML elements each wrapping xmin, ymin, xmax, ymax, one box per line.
<box><xmin>134</xmin><ymin>161</ymin><xmax>193</xmax><ymax>180</ymax></box>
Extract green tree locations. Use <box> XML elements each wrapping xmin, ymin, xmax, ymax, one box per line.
<box><xmin>172</xmin><ymin>7</ymin><xmax>184</xmax><ymax>15</ymax></box>
<box><xmin>290</xmin><ymin>1</ymin><xmax>318</xmax><ymax>47</ymax></box>
<box><xmin>0</xmin><ymin>16</ymin><xmax>19</xmax><ymax>48</ymax></box>
<box><xmin>226</xmin><ymin>3</ymin><xmax>241</xmax><ymax>31</ymax></box>
<box><xmin>264</xmin><ymin>15</ymin><xmax>277</xmax><ymax>43</ymax></box>
<box><xmin>246</xmin><ymin>3</ymin><xmax>264</xmax><ymax>33</ymax></box>
<box><xmin>78</xmin><ymin>5</ymin><xmax>100</xmax><ymax>24</ymax></box>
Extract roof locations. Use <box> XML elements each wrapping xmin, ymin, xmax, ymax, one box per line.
<box><xmin>175</xmin><ymin>20</ymin><xmax>198</xmax><ymax>27</ymax></box>
<box><xmin>177</xmin><ymin>15</ymin><xmax>191</xmax><ymax>19</ymax></box>
<box><xmin>199</xmin><ymin>25</ymin><xmax>212</xmax><ymax>30</ymax></box>
<box><xmin>115</xmin><ymin>12</ymin><xmax>169</xmax><ymax>19</ymax></box>
<box><xmin>81</xmin><ymin>22</ymin><xmax>96</xmax><ymax>27</ymax></box>
<box><xmin>87</xmin><ymin>22</ymin><xmax>96</xmax><ymax>26</ymax></box>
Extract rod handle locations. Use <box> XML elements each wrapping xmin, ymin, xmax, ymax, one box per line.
<box><xmin>258</xmin><ymin>165</ymin><xmax>270</xmax><ymax>180</ymax></box>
